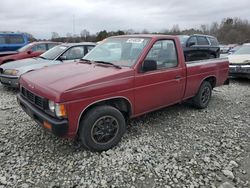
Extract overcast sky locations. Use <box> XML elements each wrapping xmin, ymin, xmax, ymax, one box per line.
<box><xmin>0</xmin><ymin>0</ymin><xmax>250</xmax><ymax>39</ymax></box>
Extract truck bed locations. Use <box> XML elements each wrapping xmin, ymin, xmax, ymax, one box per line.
<box><xmin>184</xmin><ymin>58</ymin><xmax>229</xmax><ymax>100</ymax></box>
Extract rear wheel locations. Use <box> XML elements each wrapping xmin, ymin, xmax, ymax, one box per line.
<box><xmin>193</xmin><ymin>81</ymin><xmax>212</xmax><ymax>109</ymax></box>
<box><xmin>78</xmin><ymin>105</ymin><xmax>126</xmax><ymax>152</ymax></box>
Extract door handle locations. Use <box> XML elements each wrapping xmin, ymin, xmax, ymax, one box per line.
<box><xmin>175</xmin><ymin>76</ymin><xmax>181</xmax><ymax>80</ymax></box>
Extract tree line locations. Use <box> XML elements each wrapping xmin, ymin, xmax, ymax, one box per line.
<box><xmin>32</xmin><ymin>17</ymin><xmax>250</xmax><ymax>44</ymax></box>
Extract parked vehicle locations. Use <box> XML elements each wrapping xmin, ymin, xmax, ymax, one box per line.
<box><xmin>219</xmin><ymin>45</ymin><xmax>230</xmax><ymax>54</ymax></box>
<box><xmin>17</xmin><ymin>35</ymin><xmax>229</xmax><ymax>151</ymax></box>
<box><xmin>177</xmin><ymin>34</ymin><xmax>220</xmax><ymax>61</ymax></box>
<box><xmin>0</xmin><ymin>41</ymin><xmax>60</xmax><ymax>64</ymax></box>
<box><xmin>0</xmin><ymin>42</ymin><xmax>95</xmax><ymax>87</ymax></box>
<box><xmin>228</xmin><ymin>43</ymin><xmax>250</xmax><ymax>79</ymax></box>
<box><xmin>228</xmin><ymin>45</ymin><xmax>241</xmax><ymax>54</ymax></box>
<box><xmin>0</xmin><ymin>32</ymin><xmax>29</xmax><ymax>52</ymax></box>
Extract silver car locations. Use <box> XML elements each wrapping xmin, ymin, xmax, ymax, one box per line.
<box><xmin>0</xmin><ymin>42</ymin><xmax>95</xmax><ymax>87</ymax></box>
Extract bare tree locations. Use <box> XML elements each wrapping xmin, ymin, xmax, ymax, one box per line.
<box><xmin>51</xmin><ymin>32</ymin><xmax>60</xmax><ymax>39</ymax></box>
<box><xmin>80</xmin><ymin>29</ymin><xmax>90</xmax><ymax>41</ymax></box>
<box><xmin>170</xmin><ymin>24</ymin><xmax>181</xmax><ymax>34</ymax></box>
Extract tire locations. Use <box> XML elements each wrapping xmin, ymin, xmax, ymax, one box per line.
<box><xmin>78</xmin><ymin>105</ymin><xmax>126</xmax><ymax>152</ymax></box>
<box><xmin>193</xmin><ymin>81</ymin><xmax>212</xmax><ymax>109</ymax></box>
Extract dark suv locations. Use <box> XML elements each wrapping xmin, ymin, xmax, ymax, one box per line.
<box><xmin>177</xmin><ymin>34</ymin><xmax>220</xmax><ymax>61</ymax></box>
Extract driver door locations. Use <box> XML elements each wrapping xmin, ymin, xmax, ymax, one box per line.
<box><xmin>134</xmin><ymin>39</ymin><xmax>185</xmax><ymax>115</ymax></box>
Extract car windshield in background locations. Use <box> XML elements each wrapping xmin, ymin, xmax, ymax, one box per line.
<box><xmin>233</xmin><ymin>45</ymin><xmax>250</xmax><ymax>55</ymax></box>
<box><xmin>17</xmin><ymin>43</ymin><xmax>33</xmax><ymax>52</ymax></box>
<box><xmin>84</xmin><ymin>37</ymin><xmax>150</xmax><ymax>67</ymax></box>
<box><xmin>177</xmin><ymin>35</ymin><xmax>189</xmax><ymax>45</ymax></box>
<box><xmin>40</xmin><ymin>45</ymin><xmax>67</xmax><ymax>60</ymax></box>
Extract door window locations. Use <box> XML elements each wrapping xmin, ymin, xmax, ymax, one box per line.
<box><xmin>7</xmin><ymin>35</ymin><xmax>24</xmax><ymax>44</ymax></box>
<box><xmin>208</xmin><ymin>37</ymin><xmax>218</xmax><ymax>46</ymax></box>
<box><xmin>145</xmin><ymin>40</ymin><xmax>178</xmax><ymax>69</ymax></box>
<box><xmin>63</xmin><ymin>46</ymin><xmax>85</xmax><ymax>60</ymax></box>
<box><xmin>0</xmin><ymin>36</ymin><xmax>6</xmax><ymax>44</ymax></box>
<box><xmin>86</xmin><ymin>45</ymin><xmax>95</xmax><ymax>54</ymax></box>
<box><xmin>32</xmin><ymin>44</ymin><xmax>47</xmax><ymax>51</ymax></box>
<box><xmin>188</xmin><ymin>36</ymin><xmax>198</xmax><ymax>45</ymax></box>
<box><xmin>197</xmin><ymin>36</ymin><xmax>209</xmax><ymax>45</ymax></box>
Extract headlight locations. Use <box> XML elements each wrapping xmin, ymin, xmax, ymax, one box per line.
<box><xmin>48</xmin><ymin>100</ymin><xmax>67</xmax><ymax>118</ymax></box>
<box><xmin>48</xmin><ymin>100</ymin><xmax>55</xmax><ymax>112</ymax></box>
<box><xmin>4</xmin><ymin>69</ymin><xmax>19</xmax><ymax>76</ymax></box>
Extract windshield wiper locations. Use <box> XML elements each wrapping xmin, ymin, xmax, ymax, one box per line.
<box><xmin>79</xmin><ymin>58</ymin><xmax>92</xmax><ymax>64</ymax></box>
<box><xmin>94</xmin><ymin>61</ymin><xmax>122</xmax><ymax>69</ymax></box>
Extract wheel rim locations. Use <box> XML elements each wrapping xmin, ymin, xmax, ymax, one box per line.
<box><xmin>91</xmin><ymin>116</ymin><xmax>119</xmax><ymax>145</ymax></box>
<box><xmin>201</xmin><ymin>86</ymin><xmax>210</xmax><ymax>104</ymax></box>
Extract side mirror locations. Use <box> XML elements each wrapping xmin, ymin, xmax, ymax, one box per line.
<box><xmin>187</xmin><ymin>42</ymin><xmax>195</xmax><ymax>47</ymax></box>
<box><xmin>27</xmin><ymin>50</ymin><xmax>32</xmax><ymax>54</ymax></box>
<box><xmin>59</xmin><ymin>56</ymin><xmax>67</xmax><ymax>61</ymax></box>
<box><xmin>142</xmin><ymin>60</ymin><xmax>157</xmax><ymax>72</ymax></box>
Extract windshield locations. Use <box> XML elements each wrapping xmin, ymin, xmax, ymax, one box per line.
<box><xmin>84</xmin><ymin>37</ymin><xmax>150</xmax><ymax>67</ymax></box>
<box><xmin>177</xmin><ymin>35</ymin><xmax>189</xmax><ymax>44</ymax></box>
<box><xmin>233</xmin><ymin>45</ymin><xmax>250</xmax><ymax>55</ymax></box>
<box><xmin>17</xmin><ymin>43</ymin><xmax>33</xmax><ymax>52</ymax></box>
<box><xmin>40</xmin><ymin>45</ymin><xmax>67</xmax><ymax>60</ymax></box>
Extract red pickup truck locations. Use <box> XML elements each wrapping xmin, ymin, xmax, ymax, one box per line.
<box><xmin>17</xmin><ymin>35</ymin><xmax>229</xmax><ymax>151</ymax></box>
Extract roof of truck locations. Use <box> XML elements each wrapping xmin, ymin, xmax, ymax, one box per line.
<box><xmin>110</xmin><ymin>34</ymin><xmax>177</xmax><ymax>39</ymax></box>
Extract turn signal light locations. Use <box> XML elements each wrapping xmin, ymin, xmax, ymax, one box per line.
<box><xmin>43</xmin><ymin>121</ymin><xmax>52</xmax><ymax>130</ymax></box>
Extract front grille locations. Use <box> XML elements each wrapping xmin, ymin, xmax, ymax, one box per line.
<box><xmin>21</xmin><ymin>87</ymin><xmax>45</xmax><ymax>109</ymax></box>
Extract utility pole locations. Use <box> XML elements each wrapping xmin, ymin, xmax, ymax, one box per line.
<box><xmin>73</xmin><ymin>15</ymin><xmax>75</xmax><ymax>36</ymax></box>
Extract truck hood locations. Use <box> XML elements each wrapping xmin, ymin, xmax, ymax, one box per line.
<box><xmin>0</xmin><ymin>58</ymin><xmax>60</xmax><ymax>75</ymax></box>
<box><xmin>20</xmin><ymin>62</ymin><xmax>135</xmax><ymax>102</ymax></box>
<box><xmin>228</xmin><ymin>54</ymin><xmax>250</xmax><ymax>64</ymax></box>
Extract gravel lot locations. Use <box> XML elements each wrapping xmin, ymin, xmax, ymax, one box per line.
<box><xmin>0</xmin><ymin>79</ymin><xmax>249</xmax><ymax>188</ymax></box>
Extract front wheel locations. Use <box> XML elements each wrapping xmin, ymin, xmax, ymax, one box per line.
<box><xmin>192</xmin><ymin>81</ymin><xmax>212</xmax><ymax>109</ymax></box>
<box><xmin>78</xmin><ymin>105</ymin><xmax>126</xmax><ymax>152</ymax></box>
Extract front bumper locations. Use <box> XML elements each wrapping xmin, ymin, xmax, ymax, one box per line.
<box><xmin>0</xmin><ymin>74</ymin><xmax>19</xmax><ymax>87</ymax></box>
<box><xmin>229</xmin><ymin>64</ymin><xmax>250</xmax><ymax>78</ymax></box>
<box><xmin>17</xmin><ymin>93</ymin><xmax>69</xmax><ymax>137</ymax></box>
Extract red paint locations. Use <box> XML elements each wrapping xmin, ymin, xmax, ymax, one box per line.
<box><xmin>0</xmin><ymin>41</ymin><xmax>60</xmax><ymax>65</ymax></box>
<box><xmin>19</xmin><ymin>35</ymin><xmax>229</xmax><ymax>138</ymax></box>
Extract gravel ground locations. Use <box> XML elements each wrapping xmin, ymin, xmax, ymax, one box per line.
<box><xmin>0</xmin><ymin>78</ymin><xmax>249</xmax><ymax>188</ymax></box>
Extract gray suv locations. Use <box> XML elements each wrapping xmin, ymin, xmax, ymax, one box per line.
<box><xmin>178</xmin><ymin>34</ymin><xmax>220</xmax><ymax>61</ymax></box>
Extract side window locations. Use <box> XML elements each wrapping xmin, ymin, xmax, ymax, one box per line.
<box><xmin>188</xmin><ymin>37</ymin><xmax>197</xmax><ymax>46</ymax></box>
<box><xmin>86</xmin><ymin>46</ymin><xmax>95</xmax><ymax>54</ymax></box>
<box><xmin>209</xmin><ymin>37</ymin><xmax>218</xmax><ymax>46</ymax></box>
<box><xmin>63</xmin><ymin>46</ymin><xmax>85</xmax><ymax>60</ymax></box>
<box><xmin>32</xmin><ymin>44</ymin><xmax>47</xmax><ymax>51</ymax></box>
<box><xmin>145</xmin><ymin>40</ymin><xmax>178</xmax><ymax>69</ymax></box>
<box><xmin>48</xmin><ymin>43</ymin><xmax>58</xmax><ymax>49</ymax></box>
<box><xmin>7</xmin><ymin>35</ymin><xmax>24</xmax><ymax>44</ymax></box>
<box><xmin>0</xmin><ymin>36</ymin><xmax>6</xmax><ymax>44</ymax></box>
<box><xmin>197</xmin><ymin>36</ymin><xmax>209</xmax><ymax>45</ymax></box>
